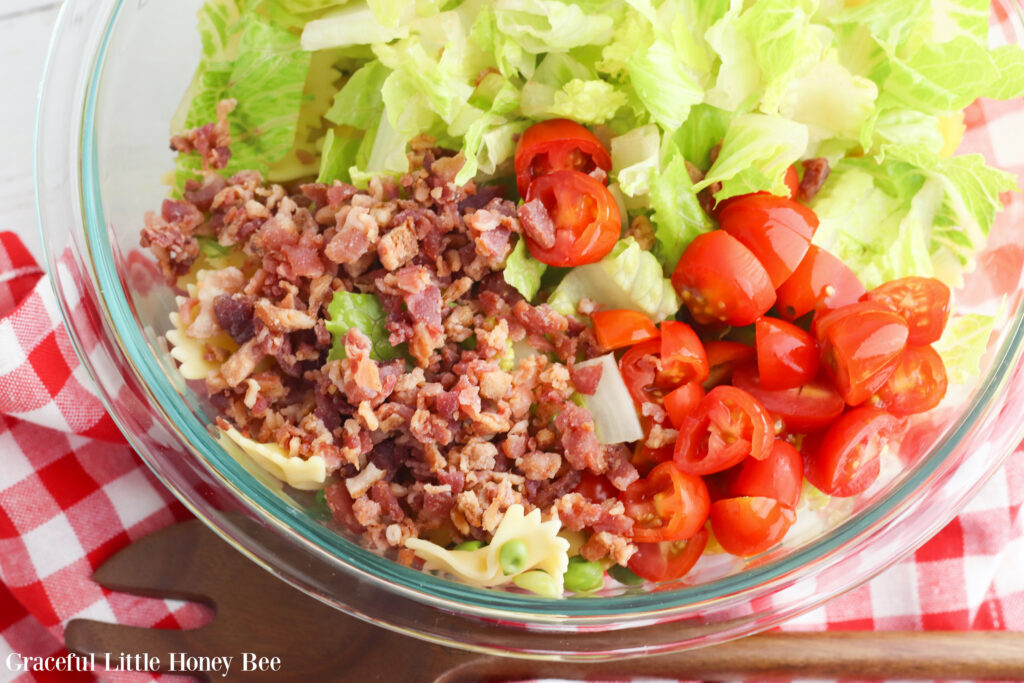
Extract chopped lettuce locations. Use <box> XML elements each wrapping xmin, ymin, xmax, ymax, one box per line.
<box><xmin>325</xmin><ymin>60</ymin><xmax>389</xmax><ymax>129</ymax></box>
<box><xmin>317</xmin><ymin>128</ymin><xmax>362</xmax><ymax>184</ymax></box>
<box><xmin>174</xmin><ymin>1</ymin><xmax>311</xmax><ymax>185</ymax></box>
<box><xmin>548</xmin><ymin>238</ymin><xmax>680</xmax><ymax>321</ymax></box>
<box><xmin>325</xmin><ymin>291</ymin><xmax>403</xmax><ymax>361</ymax></box>
<box><xmin>503</xmin><ymin>238</ymin><xmax>548</xmax><ymax>301</ymax></box>
<box><xmin>933</xmin><ymin>312</ymin><xmax>1000</xmax><ymax>385</ymax></box>
<box><xmin>492</xmin><ymin>0</ymin><xmax>617</xmax><ymax>54</ymax></box>
<box><xmin>627</xmin><ymin>40</ymin><xmax>704</xmax><ymax>130</ymax></box>
<box><xmin>649</xmin><ymin>155</ymin><xmax>713</xmax><ymax>274</ymax></box>
<box><xmin>693</xmin><ymin>113</ymin><xmax>809</xmax><ymax>201</ymax></box>
<box><xmin>610</xmin><ymin>124</ymin><xmax>661</xmax><ymax>198</ymax></box>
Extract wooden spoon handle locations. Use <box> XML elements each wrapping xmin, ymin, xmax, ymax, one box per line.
<box><xmin>440</xmin><ymin>631</ymin><xmax>1024</xmax><ymax>681</ymax></box>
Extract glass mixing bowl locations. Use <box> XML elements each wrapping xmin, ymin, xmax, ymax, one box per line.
<box><xmin>35</xmin><ymin>0</ymin><xmax>1024</xmax><ymax>658</ymax></box>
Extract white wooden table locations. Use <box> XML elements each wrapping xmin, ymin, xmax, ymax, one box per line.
<box><xmin>1</xmin><ymin>1</ymin><xmax>63</xmax><ymax>263</ymax></box>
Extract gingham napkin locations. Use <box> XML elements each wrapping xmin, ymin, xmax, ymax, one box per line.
<box><xmin>2</xmin><ymin>96</ymin><xmax>1024</xmax><ymax>683</ymax></box>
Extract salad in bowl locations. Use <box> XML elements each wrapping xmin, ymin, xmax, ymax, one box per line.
<box><xmin>138</xmin><ymin>0</ymin><xmax>1024</xmax><ymax>597</ymax></box>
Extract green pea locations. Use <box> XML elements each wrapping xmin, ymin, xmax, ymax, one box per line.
<box><xmin>563</xmin><ymin>556</ymin><xmax>605</xmax><ymax>593</ymax></box>
<box><xmin>311</xmin><ymin>489</ymin><xmax>330</xmax><ymax>519</ymax></box>
<box><xmin>498</xmin><ymin>539</ymin><xmax>529</xmax><ymax>575</ymax></box>
<box><xmin>608</xmin><ymin>564</ymin><xmax>645</xmax><ymax>586</ymax></box>
<box><xmin>460</xmin><ymin>335</ymin><xmax>478</xmax><ymax>350</ymax></box>
<box><xmin>452</xmin><ymin>540</ymin><xmax>484</xmax><ymax>552</ymax></box>
<box><xmin>513</xmin><ymin>570</ymin><xmax>559</xmax><ymax>597</ymax></box>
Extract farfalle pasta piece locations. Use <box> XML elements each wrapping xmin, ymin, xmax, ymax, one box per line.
<box><xmin>220</xmin><ymin>425</ymin><xmax>326</xmax><ymax>491</ymax></box>
<box><xmin>405</xmin><ymin>505</ymin><xmax>570</xmax><ymax>594</ymax></box>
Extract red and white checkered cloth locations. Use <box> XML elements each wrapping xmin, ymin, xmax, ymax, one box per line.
<box><xmin>2</xmin><ymin>89</ymin><xmax>1024</xmax><ymax>680</ymax></box>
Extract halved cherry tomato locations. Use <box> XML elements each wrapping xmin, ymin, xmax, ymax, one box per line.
<box><xmin>591</xmin><ymin>309</ymin><xmax>659</xmax><ymax>351</ymax></box>
<box><xmin>664</xmin><ymin>382</ymin><xmax>705</xmax><ymax>429</ymax></box>
<box><xmin>775</xmin><ymin>245</ymin><xmax>866</xmax><ymax>321</ymax></box>
<box><xmin>514</xmin><ymin>118</ymin><xmax>612</xmax><ymax>198</ymax></box>
<box><xmin>674</xmin><ymin>386</ymin><xmax>773</xmax><ymax>475</ymax></box>
<box><xmin>703</xmin><ymin>340</ymin><xmax>756</xmax><ymax>389</ymax></box>
<box><xmin>718</xmin><ymin>194</ymin><xmax>819</xmax><ymax>288</ymax></box>
<box><xmin>785</xmin><ymin>165</ymin><xmax>800</xmax><ymax>199</ymax></box>
<box><xmin>874</xmin><ymin>345</ymin><xmax>948</xmax><ymax>416</ymax></box>
<box><xmin>659</xmin><ymin>321</ymin><xmax>709</xmax><ymax>387</ymax></box>
<box><xmin>671</xmin><ymin>231</ymin><xmax>776</xmax><ymax>326</ymax></box>
<box><xmin>803</xmin><ymin>407</ymin><xmax>898</xmax><ymax>497</ymax></box>
<box><xmin>632</xmin><ymin>441</ymin><xmax>674</xmax><ymax>477</ymax></box>
<box><xmin>756</xmin><ymin>316</ymin><xmax>819</xmax><ymax>391</ymax></box>
<box><xmin>864</xmin><ymin>277</ymin><xmax>951</xmax><ymax>346</ymax></box>
<box><xmin>729</xmin><ymin>439</ymin><xmax>803</xmax><ymax>507</ymax></box>
<box><xmin>628</xmin><ymin>529</ymin><xmax>709</xmax><ymax>582</ymax></box>
<box><xmin>816</xmin><ymin>303</ymin><xmax>909</xmax><ymax>406</ymax></box>
<box><xmin>731</xmin><ymin>363</ymin><xmax>845</xmax><ymax>433</ymax></box>
<box><xmin>523</xmin><ymin>170</ymin><xmax>620</xmax><ymax>267</ymax></box>
<box><xmin>621</xmin><ymin>462</ymin><xmax>710</xmax><ymax>543</ymax></box>
<box><xmin>710</xmin><ymin>496</ymin><xmax>796</xmax><ymax>557</ymax></box>
<box><xmin>619</xmin><ymin>339</ymin><xmax>662</xmax><ymax>406</ymax></box>
<box><xmin>575</xmin><ymin>471</ymin><xmax>618</xmax><ymax>503</ymax></box>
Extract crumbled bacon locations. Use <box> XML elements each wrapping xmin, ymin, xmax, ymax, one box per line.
<box><xmin>144</xmin><ymin>112</ymin><xmax>644</xmax><ymax>571</ymax></box>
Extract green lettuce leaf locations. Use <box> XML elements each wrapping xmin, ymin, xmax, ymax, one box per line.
<box><xmin>326</xmin><ymin>290</ymin><xmax>403</xmax><ymax>361</ymax></box>
<box><xmin>317</xmin><ymin>128</ymin><xmax>362</xmax><ymax>184</ymax></box>
<box><xmin>986</xmin><ymin>45</ymin><xmax>1024</xmax><ymax>100</ymax></box>
<box><xmin>933</xmin><ymin>311</ymin><xmax>999</xmax><ymax>385</ymax></box>
<box><xmin>325</xmin><ymin>60</ymin><xmax>390</xmax><ymax>129</ymax></box>
<box><xmin>626</xmin><ymin>40</ymin><xmax>704</xmax><ymax>130</ymax></box>
<box><xmin>300</xmin><ymin>2</ymin><xmax>412</xmax><ymax>50</ymax></box>
<box><xmin>610</xmin><ymin>124</ymin><xmax>661</xmax><ymax>197</ymax></box>
<box><xmin>548</xmin><ymin>238</ymin><xmax>680</xmax><ymax>321</ymax></box>
<box><xmin>666</xmin><ymin>103</ymin><xmax>733</xmax><ymax>171</ymax></box>
<box><xmin>503</xmin><ymin>238</ymin><xmax>547</xmax><ymax>301</ymax></box>
<box><xmin>649</xmin><ymin>155</ymin><xmax>713</xmax><ymax>274</ymax></box>
<box><xmin>693</xmin><ymin>113</ymin><xmax>809</xmax><ymax>201</ymax></box>
<box><xmin>175</xmin><ymin>3</ymin><xmax>311</xmax><ymax>182</ymax></box>
<box><xmin>492</xmin><ymin>0</ymin><xmax>617</xmax><ymax>54</ymax></box>
<box><xmin>880</xmin><ymin>35</ymin><xmax>999</xmax><ymax>115</ymax></box>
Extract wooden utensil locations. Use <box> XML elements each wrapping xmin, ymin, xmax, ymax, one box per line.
<box><xmin>65</xmin><ymin>520</ymin><xmax>1024</xmax><ymax>682</ymax></box>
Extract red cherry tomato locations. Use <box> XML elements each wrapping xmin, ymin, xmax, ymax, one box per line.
<box><xmin>816</xmin><ymin>303</ymin><xmax>909</xmax><ymax>406</ymax></box>
<box><xmin>659</xmin><ymin>321</ymin><xmax>710</xmax><ymax>387</ymax></box>
<box><xmin>674</xmin><ymin>386</ymin><xmax>774</xmax><ymax>475</ymax></box>
<box><xmin>632</xmin><ymin>441</ymin><xmax>674</xmax><ymax>478</ymax></box>
<box><xmin>621</xmin><ymin>462</ymin><xmax>710</xmax><ymax>543</ymax></box>
<box><xmin>575</xmin><ymin>472</ymin><xmax>618</xmax><ymax>503</ymax></box>
<box><xmin>664</xmin><ymin>382</ymin><xmax>705</xmax><ymax>429</ymax></box>
<box><xmin>729</xmin><ymin>439</ymin><xmax>803</xmax><ymax>507</ymax></box>
<box><xmin>514</xmin><ymin>119</ymin><xmax>612</xmax><ymax>198</ymax></box>
<box><xmin>718</xmin><ymin>194</ymin><xmax>819</xmax><ymax>288</ymax></box>
<box><xmin>627</xmin><ymin>528</ymin><xmax>709</xmax><ymax>583</ymax></box>
<box><xmin>864</xmin><ymin>276</ymin><xmax>951</xmax><ymax>346</ymax></box>
<box><xmin>619</xmin><ymin>339</ymin><xmax>662</xmax><ymax>406</ymax></box>
<box><xmin>731</xmin><ymin>363</ymin><xmax>845</xmax><ymax>433</ymax></box>
<box><xmin>671</xmin><ymin>231</ymin><xmax>776</xmax><ymax>327</ymax></box>
<box><xmin>874</xmin><ymin>345</ymin><xmax>948</xmax><ymax>416</ymax></box>
<box><xmin>755</xmin><ymin>316</ymin><xmax>819</xmax><ymax>391</ymax></box>
<box><xmin>703</xmin><ymin>340</ymin><xmax>756</xmax><ymax>389</ymax></box>
<box><xmin>804</xmin><ymin>407</ymin><xmax>898</xmax><ymax>497</ymax></box>
<box><xmin>591</xmin><ymin>309</ymin><xmax>659</xmax><ymax>351</ymax></box>
<box><xmin>775</xmin><ymin>245</ymin><xmax>866</xmax><ymax>321</ymax></box>
<box><xmin>785</xmin><ymin>165</ymin><xmax>800</xmax><ymax>198</ymax></box>
<box><xmin>710</xmin><ymin>496</ymin><xmax>796</xmax><ymax>557</ymax></box>
<box><xmin>523</xmin><ymin>170</ymin><xmax>620</xmax><ymax>267</ymax></box>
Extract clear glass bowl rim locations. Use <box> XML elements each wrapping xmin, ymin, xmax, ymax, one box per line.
<box><xmin>37</xmin><ymin>0</ymin><xmax>1024</xmax><ymax>628</ymax></box>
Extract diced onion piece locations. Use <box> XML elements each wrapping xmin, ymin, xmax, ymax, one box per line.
<box><xmin>576</xmin><ymin>353</ymin><xmax>644</xmax><ymax>444</ymax></box>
